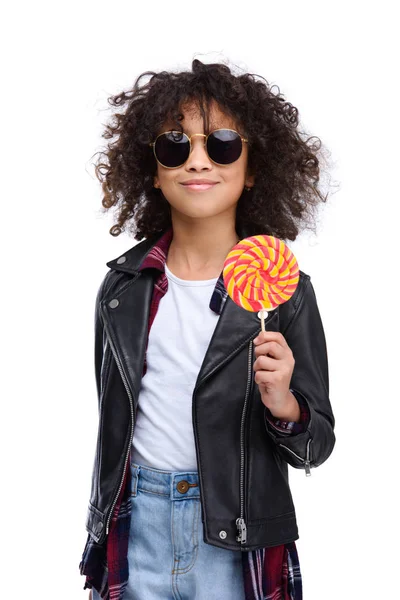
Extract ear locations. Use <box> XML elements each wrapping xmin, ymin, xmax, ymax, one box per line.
<box><xmin>245</xmin><ymin>172</ymin><xmax>255</xmax><ymax>189</ymax></box>
<box><xmin>153</xmin><ymin>175</ymin><xmax>160</xmax><ymax>188</ymax></box>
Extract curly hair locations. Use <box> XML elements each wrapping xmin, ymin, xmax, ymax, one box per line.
<box><xmin>92</xmin><ymin>57</ymin><xmax>335</xmax><ymax>242</ymax></box>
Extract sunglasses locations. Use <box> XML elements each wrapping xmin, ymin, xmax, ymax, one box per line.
<box><xmin>149</xmin><ymin>128</ymin><xmax>248</xmax><ymax>169</ymax></box>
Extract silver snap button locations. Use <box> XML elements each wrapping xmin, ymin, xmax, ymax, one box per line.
<box><xmin>109</xmin><ymin>299</ymin><xmax>119</xmax><ymax>309</ymax></box>
<box><xmin>116</xmin><ymin>256</ymin><xmax>127</xmax><ymax>264</ymax></box>
<box><xmin>219</xmin><ymin>530</ymin><xmax>227</xmax><ymax>539</ymax></box>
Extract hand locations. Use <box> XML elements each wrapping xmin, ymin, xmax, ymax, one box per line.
<box><xmin>252</xmin><ymin>331</ymin><xmax>300</xmax><ymax>422</ymax></box>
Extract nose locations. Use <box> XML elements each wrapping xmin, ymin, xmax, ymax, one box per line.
<box><xmin>184</xmin><ymin>134</ymin><xmax>213</xmax><ymax>171</ymax></box>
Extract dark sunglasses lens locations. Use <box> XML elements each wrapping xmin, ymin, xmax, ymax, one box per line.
<box><xmin>207</xmin><ymin>130</ymin><xmax>243</xmax><ymax>164</ymax></box>
<box><xmin>154</xmin><ymin>132</ymin><xmax>190</xmax><ymax>167</ymax></box>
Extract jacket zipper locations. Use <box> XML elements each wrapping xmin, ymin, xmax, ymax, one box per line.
<box><xmin>236</xmin><ymin>339</ymin><xmax>253</xmax><ymax>545</ymax></box>
<box><xmin>101</xmin><ymin>315</ymin><xmax>136</xmax><ymax>536</ymax></box>
<box><xmin>278</xmin><ymin>437</ymin><xmax>312</xmax><ymax>476</ymax></box>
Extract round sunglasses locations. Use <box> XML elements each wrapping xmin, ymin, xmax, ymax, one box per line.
<box><xmin>149</xmin><ymin>128</ymin><xmax>248</xmax><ymax>169</ymax></box>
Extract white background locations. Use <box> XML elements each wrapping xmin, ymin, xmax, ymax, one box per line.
<box><xmin>2</xmin><ymin>1</ymin><xmax>399</xmax><ymax>598</ymax></box>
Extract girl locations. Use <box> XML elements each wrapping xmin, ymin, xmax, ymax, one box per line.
<box><xmin>80</xmin><ymin>58</ymin><xmax>335</xmax><ymax>600</ymax></box>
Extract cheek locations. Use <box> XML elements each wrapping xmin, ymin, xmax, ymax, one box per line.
<box><xmin>157</xmin><ymin>170</ymin><xmax>177</xmax><ymax>189</ymax></box>
<box><xmin>223</xmin><ymin>165</ymin><xmax>247</xmax><ymax>187</ymax></box>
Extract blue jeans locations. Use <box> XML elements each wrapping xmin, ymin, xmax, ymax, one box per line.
<box><xmin>94</xmin><ymin>461</ymin><xmax>245</xmax><ymax>599</ymax></box>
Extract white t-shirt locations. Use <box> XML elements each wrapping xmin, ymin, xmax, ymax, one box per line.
<box><xmin>131</xmin><ymin>263</ymin><xmax>220</xmax><ymax>471</ymax></box>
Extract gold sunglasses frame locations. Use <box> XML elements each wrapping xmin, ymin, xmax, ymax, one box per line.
<box><xmin>149</xmin><ymin>128</ymin><xmax>248</xmax><ymax>169</ymax></box>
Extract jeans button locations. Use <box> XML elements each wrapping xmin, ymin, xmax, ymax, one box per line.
<box><xmin>176</xmin><ymin>480</ymin><xmax>189</xmax><ymax>494</ymax></box>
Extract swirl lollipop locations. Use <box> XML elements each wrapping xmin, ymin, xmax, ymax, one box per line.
<box><xmin>223</xmin><ymin>235</ymin><xmax>300</xmax><ymax>331</ymax></box>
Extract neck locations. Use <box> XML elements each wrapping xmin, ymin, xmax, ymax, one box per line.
<box><xmin>166</xmin><ymin>216</ymin><xmax>240</xmax><ymax>279</ymax></box>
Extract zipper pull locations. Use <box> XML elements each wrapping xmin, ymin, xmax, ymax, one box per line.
<box><xmin>236</xmin><ymin>517</ymin><xmax>247</xmax><ymax>544</ymax></box>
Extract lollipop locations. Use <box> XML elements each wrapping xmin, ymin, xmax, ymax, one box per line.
<box><xmin>223</xmin><ymin>235</ymin><xmax>300</xmax><ymax>331</ymax></box>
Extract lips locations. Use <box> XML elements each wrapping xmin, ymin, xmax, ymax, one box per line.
<box><xmin>183</xmin><ymin>183</ymin><xmax>216</xmax><ymax>190</ymax></box>
<box><xmin>180</xmin><ymin>180</ymin><xmax>218</xmax><ymax>191</ymax></box>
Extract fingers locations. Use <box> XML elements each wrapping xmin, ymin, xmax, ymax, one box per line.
<box><xmin>253</xmin><ymin>330</ymin><xmax>288</xmax><ymax>350</ymax></box>
<box><xmin>254</xmin><ymin>368</ymin><xmax>290</xmax><ymax>385</ymax></box>
<box><xmin>254</xmin><ymin>355</ymin><xmax>279</xmax><ymax>373</ymax></box>
<box><xmin>253</xmin><ymin>340</ymin><xmax>285</xmax><ymax>359</ymax></box>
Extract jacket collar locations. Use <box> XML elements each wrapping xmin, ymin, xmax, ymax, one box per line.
<box><xmin>105</xmin><ymin>229</ymin><xmax>168</xmax><ymax>274</ymax></box>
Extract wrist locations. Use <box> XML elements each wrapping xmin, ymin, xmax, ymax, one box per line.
<box><xmin>269</xmin><ymin>391</ymin><xmax>301</xmax><ymax>423</ymax></box>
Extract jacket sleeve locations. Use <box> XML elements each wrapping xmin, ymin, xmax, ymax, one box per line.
<box><xmin>94</xmin><ymin>271</ymin><xmax>113</xmax><ymax>410</ymax></box>
<box><xmin>264</xmin><ymin>275</ymin><xmax>335</xmax><ymax>474</ymax></box>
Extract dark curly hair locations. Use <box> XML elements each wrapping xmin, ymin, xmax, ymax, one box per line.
<box><xmin>91</xmin><ymin>57</ymin><xmax>336</xmax><ymax>242</ymax></box>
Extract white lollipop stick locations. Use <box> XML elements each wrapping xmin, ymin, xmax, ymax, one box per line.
<box><xmin>258</xmin><ymin>308</ymin><xmax>272</xmax><ymax>332</ymax></box>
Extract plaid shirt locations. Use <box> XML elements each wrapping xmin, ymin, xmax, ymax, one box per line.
<box><xmin>80</xmin><ymin>227</ymin><xmax>309</xmax><ymax>599</ymax></box>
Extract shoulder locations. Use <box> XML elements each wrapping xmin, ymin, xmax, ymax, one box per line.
<box><xmin>278</xmin><ymin>269</ymin><xmax>313</xmax><ymax>333</ymax></box>
<box><xmin>95</xmin><ymin>269</ymin><xmax>124</xmax><ymax>306</ymax></box>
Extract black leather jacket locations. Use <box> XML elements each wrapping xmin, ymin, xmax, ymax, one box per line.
<box><xmin>85</xmin><ymin>233</ymin><xmax>335</xmax><ymax>551</ymax></box>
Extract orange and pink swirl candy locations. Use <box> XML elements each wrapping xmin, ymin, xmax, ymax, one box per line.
<box><xmin>223</xmin><ymin>235</ymin><xmax>299</xmax><ymax>327</ymax></box>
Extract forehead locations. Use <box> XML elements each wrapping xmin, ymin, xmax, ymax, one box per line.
<box><xmin>163</xmin><ymin>99</ymin><xmax>239</xmax><ymax>132</ymax></box>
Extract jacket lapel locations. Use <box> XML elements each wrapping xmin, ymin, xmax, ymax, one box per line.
<box><xmin>100</xmin><ymin>270</ymin><xmax>154</xmax><ymax>403</ymax></box>
<box><xmin>194</xmin><ymin>295</ymin><xmax>276</xmax><ymax>389</ymax></box>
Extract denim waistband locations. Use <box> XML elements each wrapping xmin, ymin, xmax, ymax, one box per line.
<box><xmin>131</xmin><ymin>461</ymin><xmax>200</xmax><ymax>500</ymax></box>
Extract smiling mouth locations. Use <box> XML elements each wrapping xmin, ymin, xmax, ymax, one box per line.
<box><xmin>181</xmin><ymin>183</ymin><xmax>218</xmax><ymax>191</ymax></box>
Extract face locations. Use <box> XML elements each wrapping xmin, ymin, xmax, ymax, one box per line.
<box><xmin>153</xmin><ymin>99</ymin><xmax>254</xmax><ymax>224</ymax></box>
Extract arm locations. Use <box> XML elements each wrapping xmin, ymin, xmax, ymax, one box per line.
<box><xmin>94</xmin><ymin>276</ymin><xmax>106</xmax><ymax>406</ymax></box>
<box><xmin>264</xmin><ymin>276</ymin><xmax>335</xmax><ymax>473</ymax></box>
<box><xmin>94</xmin><ymin>271</ymin><xmax>115</xmax><ymax>409</ymax></box>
